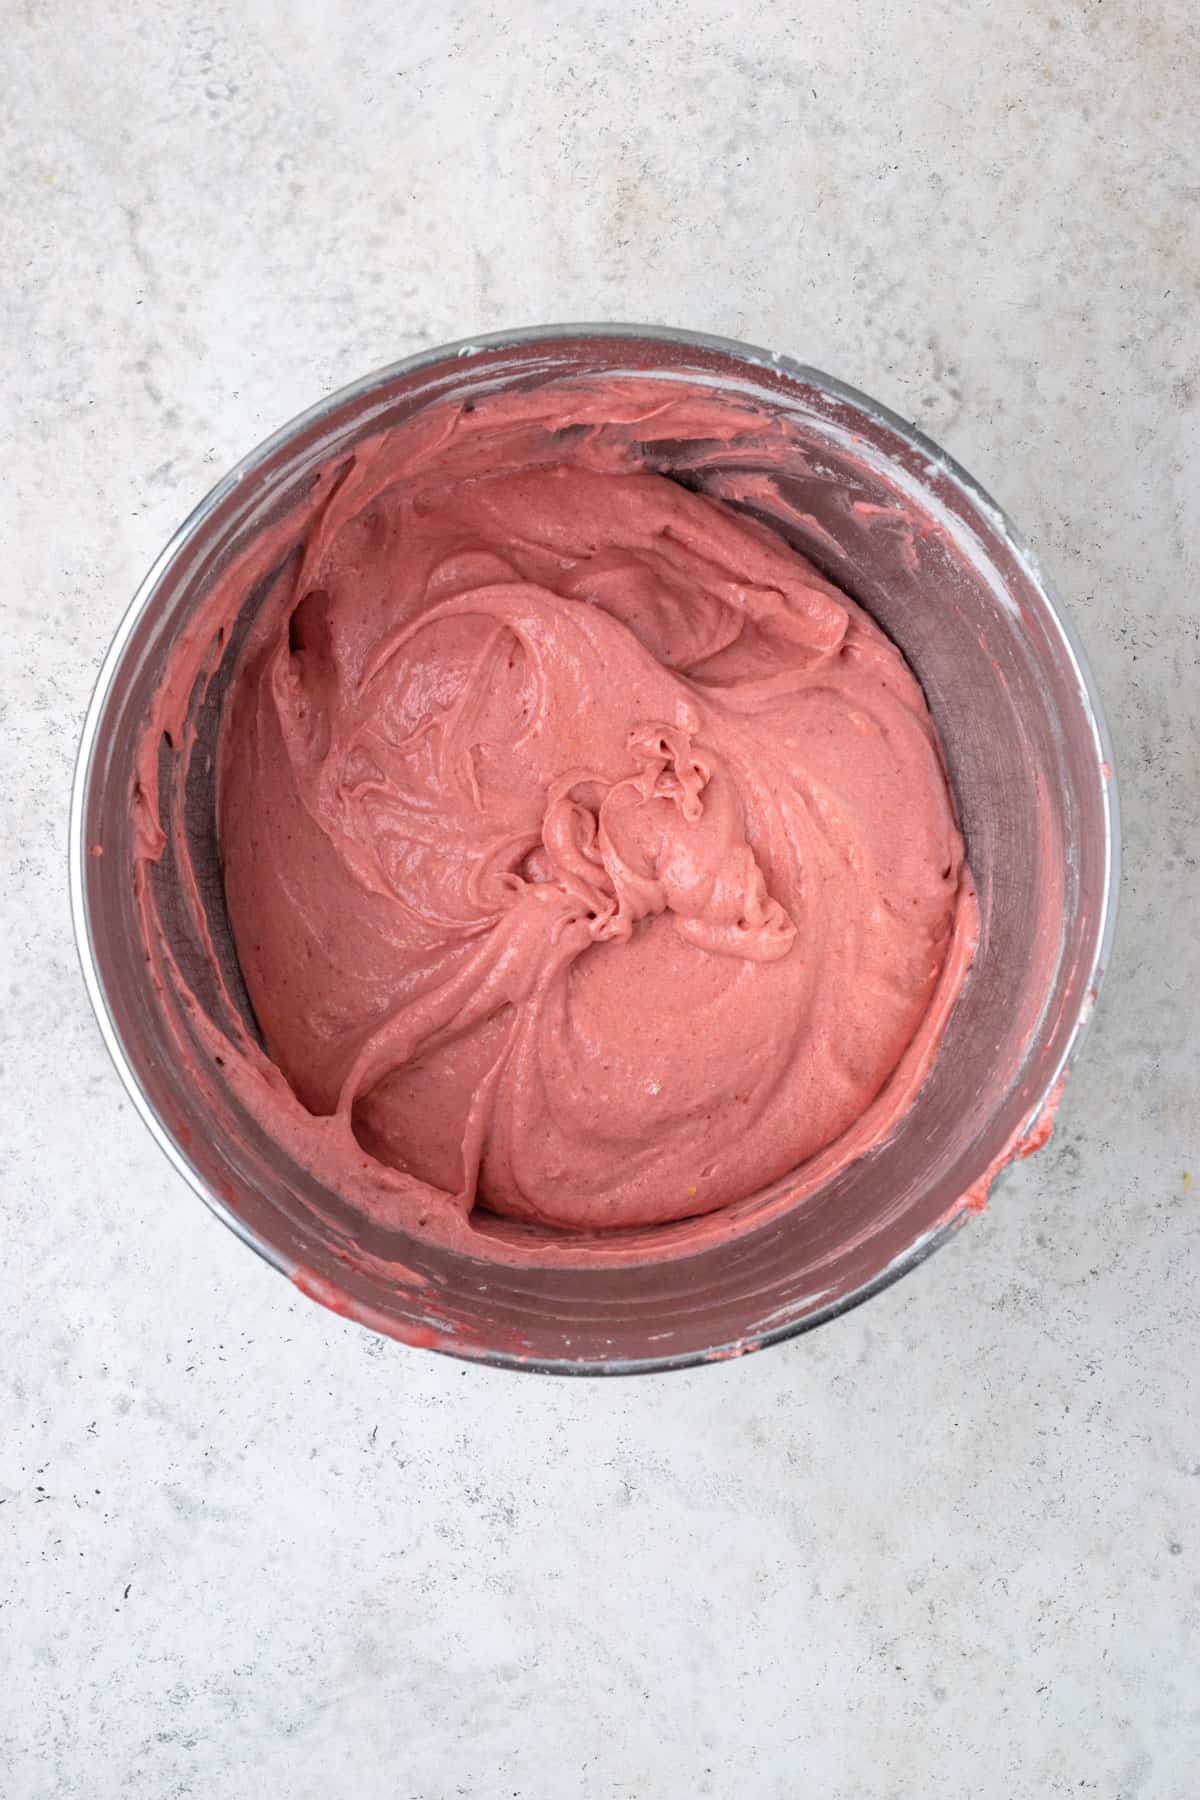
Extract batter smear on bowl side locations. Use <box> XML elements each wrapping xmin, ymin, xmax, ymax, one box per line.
<box><xmin>202</xmin><ymin>380</ymin><xmax>977</xmax><ymax>1240</ymax></box>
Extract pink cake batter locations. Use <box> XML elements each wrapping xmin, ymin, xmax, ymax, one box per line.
<box><xmin>177</xmin><ymin>379</ymin><xmax>980</xmax><ymax>1245</ymax></box>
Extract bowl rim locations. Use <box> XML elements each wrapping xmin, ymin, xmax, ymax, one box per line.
<box><xmin>69</xmin><ymin>321</ymin><xmax>1121</xmax><ymax>1375</ymax></box>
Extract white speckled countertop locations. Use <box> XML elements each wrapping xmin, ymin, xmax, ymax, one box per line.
<box><xmin>2</xmin><ymin>3</ymin><xmax>1197</xmax><ymax>1795</ymax></box>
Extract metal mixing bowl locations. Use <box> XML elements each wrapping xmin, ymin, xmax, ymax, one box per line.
<box><xmin>70</xmin><ymin>326</ymin><xmax>1119</xmax><ymax>1373</ymax></box>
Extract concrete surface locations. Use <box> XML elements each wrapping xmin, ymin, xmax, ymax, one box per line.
<box><xmin>2</xmin><ymin>2</ymin><xmax>1197</xmax><ymax>1795</ymax></box>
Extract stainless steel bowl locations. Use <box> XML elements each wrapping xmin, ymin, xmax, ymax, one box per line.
<box><xmin>70</xmin><ymin>326</ymin><xmax>1119</xmax><ymax>1373</ymax></box>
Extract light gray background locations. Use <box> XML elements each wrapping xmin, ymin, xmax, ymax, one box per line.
<box><xmin>3</xmin><ymin>2</ymin><xmax>1197</xmax><ymax>1795</ymax></box>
